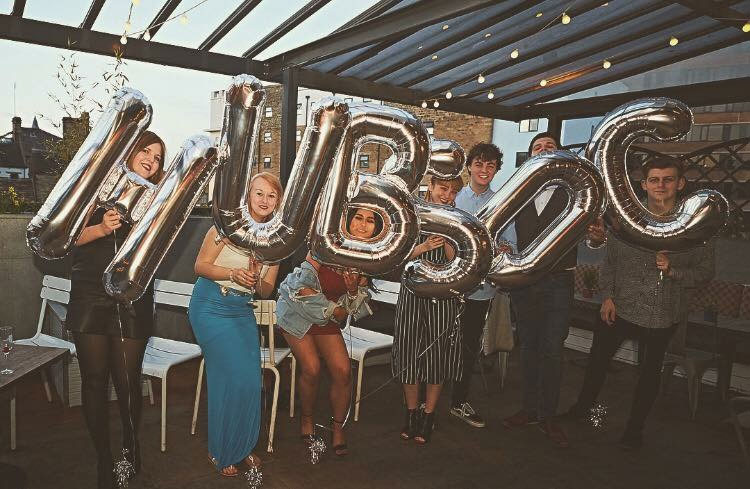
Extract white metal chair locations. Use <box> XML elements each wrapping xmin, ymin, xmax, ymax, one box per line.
<box><xmin>146</xmin><ymin>279</ymin><xmax>203</xmax><ymax>452</ymax></box>
<box><xmin>340</xmin><ymin>325</ymin><xmax>394</xmax><ymax>421</ymax></box>
<box><xmin>16</xmin><ymin>275</ymin><xmax>76</xmax><ymax>402</ymax></box>
<box><xmin>338</xmin><ymin>279</ymin><xmax>397</xmax><ymax>422</ymax></box>
<box><xmin>191</xmin><ymin>299</ymin><xmax>295</xmax><ymax>453</ymax></box>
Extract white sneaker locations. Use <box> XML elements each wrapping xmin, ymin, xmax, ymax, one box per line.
<box><xmin>450</xmin><ymin>402</ymin><xmax>486</xmax><ymax>428</ymax></box>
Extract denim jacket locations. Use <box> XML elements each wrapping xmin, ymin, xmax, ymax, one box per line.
<box><xmin>276</xmin><ymin>261</ymin><xmax>372</xmax><ymax>339</ymax></box>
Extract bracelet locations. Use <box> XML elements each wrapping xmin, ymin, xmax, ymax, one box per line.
<box><xmin>229</xmin><ymin>268</ymin><xmax>235</xmax><ymax>283</ymax></box>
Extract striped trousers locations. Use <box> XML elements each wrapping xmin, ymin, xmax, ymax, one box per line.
<box><xmin>391</xmin><ymin>286</ymin><xmax>463</xmax><ymax>385</ymax></box>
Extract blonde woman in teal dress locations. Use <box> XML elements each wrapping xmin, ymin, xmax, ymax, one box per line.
<box><xmin>188</xmin><ymin>173</ymin><xmax>281</xmax><ymax>477</ymax></box>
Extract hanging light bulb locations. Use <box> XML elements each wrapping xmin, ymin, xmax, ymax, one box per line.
<box><xmin>431</xmin><ymin>54</ymin><xmax>438</xmax><ymax>60</ymax></box>
<box><xmin>540</xmin><ymin>79</ymin><xmax>548</xmax><ymax>87</ymax></box>
<box><xmin>132</xmin><ymin>0</ymin><xmax>141</xmax><ymax>4</ymax></box>
<box><xmin>742</xmin><ymin>22</ymin><xmax>750</xmax><ymax>33</ymax></box>
<box><xmin>478</xmin><ymin>74</ymin><xmax>485</xmax><ymax>84</ymax></box>
<box><xmin>602</xmin><ymin>59</ymin><xmax>612</xmax><ymax>69</ymax></box>
<box><xmin>421</xmin><ymin>101</ymin><xmax>428</xmax><ymax>108</ymax></box>
<box><xmin>510</xmin><ymin>48</ymin><xmax>519</xmax><ymax>59</ymax></box>
<box><xmin>143</xmin><ymin>30</ymin><xmax>152</xmax><ymax>41</ymax></box>
<box><xmin>120</xmin><ymin>35</ymin><xmax>128</xmax><ymax>45</ymax></box>
<box><xmin>487</xmin><ymin>91</ymin><xmax>495</xmax><ymax>99</ymax></box>
<box><xmin>535</xmin><ymin>11</ymin><xmax>543</xmax><ymax>18</ymax></box>
<box><xmin>669</xmin><ymin>36</ymin><xmax>679</xmax><ymax>46</ymax></box>
<box><xmin>561</xmin><ymin>12</ymin><xmax>571</xmax><ymax>24</ymax></box>
<box><xmin>433</xmin><ymin>100</ymin><xmax>440</xmax><ymax>108</ymax></box>
<box><xmin>445</xmin><ymin>91</ymin><xmax>453</xmax><ymax>99</ymax></box>
<box><xmin>179</xmin><ymin>14</ymin><xmax>189</xmax><ymax>25</ymax></box>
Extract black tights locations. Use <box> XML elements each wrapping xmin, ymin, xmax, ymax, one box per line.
<box><xmin>73</xmin><ymin>332</ymin><xmax>147</xmax><ymax>462</ymax></box>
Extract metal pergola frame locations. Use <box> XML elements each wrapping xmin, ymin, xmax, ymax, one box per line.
<box><xmin>2</xmin><ymin>0</ymin><xmax>749</xmax><ymax>183</ymax></box>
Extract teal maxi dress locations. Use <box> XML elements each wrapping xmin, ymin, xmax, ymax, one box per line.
<box><xmin>188</xmin><ymin>275</ymin><xmax>261</xmax><ymax>469</ymax></box>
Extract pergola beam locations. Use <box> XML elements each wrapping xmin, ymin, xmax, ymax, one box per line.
<box><xmin>0</xmin><ymin>14</ymin><xmax>269</xmax><ymax>78</ymax></box>
<box><xmin>142</xmin><ymin>0</ymin><xmax>181</xmax><ymax>39</ymax></box>
<box><xmin>280</xmin><ymin>68</ymin><xmax>300</xmax><ymax>186</ymax></box>
<box><xmin>199</xmin><ymin>0</ymin><xmax>263</xmax><ymax>51</ymax></box>
<box><xmin>243</xmin><ymin>0</ymin><xmax>334</xmax><ymax>59</ymax></box>
<box><xmin>516</xmin><ymin>76</ymin><xmax>750</xmax><ymax>120</ymax></box>
<box><xmin>672</xmin><ymin>0</ymin><xmax>750</xmax><ymax>31</ymax></box>
<box><xmin>11</xmin><ymin>0</ymin><xmax>26</xmax><ymax>17</ymax></box>
<box><xmin>266</xmin><ymin>0</ymin><xmax>499</xmax><ymax>70</ymax></box>
<box><xmin>80</xmin><ymin>0</ymin><xmax>107</xmax><ymax>30</ymax></box>
<box><xmin>332</xmin><ymin>0</ymin><xmax>401</xmax><ymax>34</ymax></box>
<box><xmin>289</xmin><ymin>67</ymin><xmax>522</xmax><ymax>121</ymax></box>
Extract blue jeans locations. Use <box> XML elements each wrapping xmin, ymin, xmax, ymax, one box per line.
<box><xmin>510</xmin><ymin>271</ymin><xmax>573</xmax><ymax>419</ymax></box>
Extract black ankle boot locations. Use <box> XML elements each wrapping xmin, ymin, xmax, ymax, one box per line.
<box><xmin>400</xmin><ymin>408</ymin><xmax>420</xmax><ymax>440</ymax></box>
<box><xmin>414</xmin><ymin>411</ymin><xmax>435</xmax><ymax>445</ymax></box>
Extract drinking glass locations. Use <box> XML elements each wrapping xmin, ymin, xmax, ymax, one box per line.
<box><xmin>0</xmin><ymin>326</ymin><xmax>14</xmax><ymax>375</ymax></box>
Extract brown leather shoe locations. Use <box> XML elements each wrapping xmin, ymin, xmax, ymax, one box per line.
<box><xmin>502</xmin><ymin>410</ymin><xmax>539</xmax><ymax>429</ymax></box>
<box><xmin>539</xmin><ymin>420</ymin><xmax>570</xmax><ymax>448</ymax></box>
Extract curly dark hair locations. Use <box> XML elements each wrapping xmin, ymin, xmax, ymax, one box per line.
<box><xmin>466</xmin><ymin>142</ymin><xmax>502</xmax><ymax>173</ymax></box>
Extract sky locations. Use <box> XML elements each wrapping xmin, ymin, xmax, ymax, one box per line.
<box><xmin>0</xmin><ymin>0</ymin><xmax>381</xmax><ymax>153</ymax></box>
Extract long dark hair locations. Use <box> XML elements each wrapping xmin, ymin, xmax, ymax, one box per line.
<box><xmin>127</xmin><ymin>131</ymin><xmax>166</xmax><ymax>184</ymax></box>
<box><xmin>346</xmin><ymin>207</ymin><xmax>384</xmax><ymax>238</ymax></box>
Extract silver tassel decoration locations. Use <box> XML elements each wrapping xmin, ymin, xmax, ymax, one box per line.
<box><xmin>114</xmin><ymin>448</ymin><xmax>135</xmax><ymax>488</ymax></box>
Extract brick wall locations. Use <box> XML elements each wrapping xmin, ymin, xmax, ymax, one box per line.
<box><xmin>257</xmin><ymin>86</ymin><xmax>493</xmax><ymax>186</ymax></box>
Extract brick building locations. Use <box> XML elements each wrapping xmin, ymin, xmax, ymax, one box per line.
<box><xmin>207</xmin><ymin>85</ymin><xmax>494</xmax><ymax>191</ymax></box>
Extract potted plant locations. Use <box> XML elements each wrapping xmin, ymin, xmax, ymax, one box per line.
<box><xmin>581</xmin><ymin>267</ymin><xmax>599</xmax><ymax>299</ymax></box>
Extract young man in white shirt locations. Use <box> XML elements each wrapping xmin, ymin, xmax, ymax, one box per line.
<box><xmin>451</xmin><ymin>142</ymin><xmax>503</xmax><ymax>428</ymax></box>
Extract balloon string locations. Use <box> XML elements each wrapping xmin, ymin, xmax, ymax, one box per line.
<box><xmin>112</xmin><ymin>229</ymin><xmax>137</xmax><ymax>486</ymax></box>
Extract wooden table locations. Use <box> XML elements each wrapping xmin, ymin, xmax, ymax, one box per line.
<box><xmin>0</xmin><ymin>344</ymin><xmax>68</xmax><ymax>450</ymax></box>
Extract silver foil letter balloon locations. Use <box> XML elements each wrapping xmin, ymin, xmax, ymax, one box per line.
<box><xmin>213</xmin><ymin>79</ymin><xmax>352</xmax><ymax>262</ymax></box>
<box><xmin>481</xmin><ymin>151</ymin><xmax>605</xmax><ymax>289</ymax></box>
<box><xmin>27</xmin><ymin>88</ymin><xmax>152</xmax><ymax>259</ymax></box>
<box><xmin>586</xmin><ymin>97</ymin><xmax>728</xmax><ymax>250</ymax></box>
<box><xmin>96</xmin><ymin>165</ymin><xmax>157</xmax><ymax>224</ymax></box>
<box><xmin>309</xmin><ymin>103</ymin><xmax>428</xmax><ymax>275</ymax></box>
<box><xmin>402</xmin><ymin>200</ymin><xmax>492</xmax><ymax>298</ymax></box>
<box><xmin>104</xmin><ymin>136</ymin><xmax>218</xmax><ymax>302</ymax></box>
<box><xmin>427</xmin><ymin>138</ymin><xmax>465</xmax><ymax>179</ymax></box>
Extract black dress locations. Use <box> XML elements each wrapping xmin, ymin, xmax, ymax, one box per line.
<box><xmin>66</xmin><ymin>207</ymin><xmax>154</xmax><ymax>339</ymax></box>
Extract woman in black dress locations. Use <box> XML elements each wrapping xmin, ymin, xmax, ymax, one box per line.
<box><xmin>66</xmin><ymin>131</ymin><xmax>165</xmax><ymax>488</ymax></box>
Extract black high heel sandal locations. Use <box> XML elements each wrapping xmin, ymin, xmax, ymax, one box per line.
<box><xmin>414</xmin><ymin>411</ymin><xmax>435</xmax><ymax>445</ymax></box>
<box><xmin>400</xmin><ymin>408</ymin><xmax>420</xmax><ymax>440</ymax></box>
<box><xmin>331</xmin><ymin>418</ymin><xmax>348</xmax><ymax>456</ymax></box>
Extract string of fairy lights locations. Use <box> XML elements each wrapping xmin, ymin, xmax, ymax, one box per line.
<box><xmin>119</xmin><ymin>0</ymin><xmax>209</xmax><ymax>45</ymax></box>
<box><xmin>418</xmin><ymin>2</ymin><xmax>750</xmax><ymax>110</ymax></box>
<box><xmin>115</xmin><ymin>0</ymin><xmax>750</xmax><ymax>110</ymax></box>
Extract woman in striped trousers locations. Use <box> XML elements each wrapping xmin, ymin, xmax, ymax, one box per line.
<box><xmin>392</xmin><ymin>176</ymin><xmax>464</xmax><ymax>444</ymax></box>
